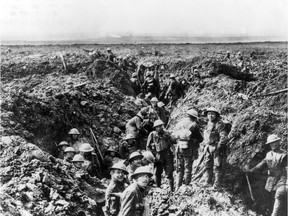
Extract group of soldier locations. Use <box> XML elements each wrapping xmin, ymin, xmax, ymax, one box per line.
<box><xmin>55</xmin><ymin>49</ymin><xmax>286</xmax><ymax>216</ymax></box>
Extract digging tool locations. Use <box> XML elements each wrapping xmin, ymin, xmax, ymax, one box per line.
<box><xmin>58</xmin><ymin>52</ymin><xmax>67</xmax><ymax>72</ymax></box>
<box><xmin>89</xmin><ymin>127</ymin><xmax>104</xmax><ymax>161</ymax></box>
<box><xmin>245</xmin><ymin>173</ymin><xmax>257</xmax><ymax>206</ymax></box>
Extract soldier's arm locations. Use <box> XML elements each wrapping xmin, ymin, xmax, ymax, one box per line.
<box><xmin>216</xmin><ymin>122</ymin><xmax>228</xmax><ymax>148</ymax></box>
<box><xmin>146</xmin><ymin>132</ymin><xmax>153</xmax><ymax>151</ymax></box>
<box><xmin>250</xmin><ymin>159</ymin><xmax>266</xmax><ymax>172</ymax></box>
<box><xmin>120</xmin><ymin>189</ymin><xmax>136</xmax><ymax>216</ymax></box>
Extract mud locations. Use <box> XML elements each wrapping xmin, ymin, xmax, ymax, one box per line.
<box><xmin>1</xmin><ymin>42</ymin><xmax>287</xmax><ymax>216</ymax></box>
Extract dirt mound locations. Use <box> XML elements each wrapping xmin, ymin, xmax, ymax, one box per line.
<box><xmin>1</xmin><ymin>43</ymin><xmax>287</xmax><ymax>216</ymax></box>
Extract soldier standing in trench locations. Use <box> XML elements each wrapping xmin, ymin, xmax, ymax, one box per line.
<box><xmin>68</xmin><ymin>128</ymin><xmax>88</xmax><ymax>153</ymax></box>
<box><xmin>119</xmin><ymin>166</ymin><xmax>153</xmax><ymax>216</ymax></box>
<box><xmin>57</xmin><ymin>141</ymin><xmax>70</xmax><ymax>159</ymax></box>
<box><xmin>125</xmin><ymin>107</ymin><xmax>149</xmax><ymax>150</ymax></box>
<box><xmin>248</xmin><ymin>134</ymin><xmax>287</xmax><ymax>216</ymax></box>
<box><xmin>165</xmin><ymin>74</ymin><xmax>184</xmax><ymax>107</ymax></box>
<box><xmin>119</xmin><ymin>134</ymin><xmax>140</xmax><ymax>161</ymax></box>
<box><xmin>146</xmin><ymin>119</ymin><xmax>174</xmax><ymax>192</ymax></box>
<box><xmin>202</xmin><ymin>107</ymin><xmax>228</xmax><ymax>189</ymax></box>
<box><xmin>175</xmin><ymin>109</ymin><xmax>203</xmax><ymax>189</ymax></box>
<box><xmin>104</xmin><ymin>163</ymin><xmax>129</xmax><ymax>216</ymax></box>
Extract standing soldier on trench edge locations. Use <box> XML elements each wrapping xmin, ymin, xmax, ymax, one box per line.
<box><xmin>202</xmin><ymin>107</ymin><xmax>228</xmax><ymax>189</ymax></box>
<box><xmin>247</xmin><ymin>134</ymin><xmax>287</xmax><ymax>216</ymax></box>
<box><xmin>146</xmin><ymin>119</ymin><xmax>174</xmax><ymax>192</ymax></box>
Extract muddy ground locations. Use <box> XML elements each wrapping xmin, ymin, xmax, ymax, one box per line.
<box><xmin>1</xmin><ymin>42</ymin><xmax>287</xmax><ymax>216</ymax></box>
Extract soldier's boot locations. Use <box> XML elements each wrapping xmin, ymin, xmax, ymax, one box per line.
<box><xmin>169</xmin><ymin>178</ymin><xmax>174</xmax><ymax>192</ymax></box>
<box><xmin>271</xmin><ymin>198</ymin><xmax>282</xmax><ymax>216</ymax></box>
<box><xmin>213</xmin><ymin>170</ymin><xmax>221</xmax><ymax>189</ymax></box>
<box><xmin>156</xmin><ymin>175</ymin><xmax>162</xmax><ymax>188</ymax></box>
<box><xmin>176</xmin><ymin>171</ymin><xmax>184</xmax><ymax>190</ymax></box>
<box><xmin>203</xmin><ymin>168</ymin><xmax>213</xmax><ymax>186</ymax></box>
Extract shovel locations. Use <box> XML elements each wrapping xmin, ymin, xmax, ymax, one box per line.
<box><xmin>245</xmin><ymin>173</ymin><xmax>257</xmax><ymax>207</ymax></box>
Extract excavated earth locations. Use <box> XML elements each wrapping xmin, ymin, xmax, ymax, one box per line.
<box><xmin>1</xmin><ymin>42</ymin><xmax>287</xmax><ymax>216</ymax></box>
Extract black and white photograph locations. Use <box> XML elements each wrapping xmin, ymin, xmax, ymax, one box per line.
<box><xmin>1</xmin><ymin>0</ymin><xmax>287</xmax><ymax>215</ymax></box>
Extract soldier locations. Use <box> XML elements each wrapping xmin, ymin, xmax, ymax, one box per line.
<box><xmin>103</xmin><ymin>147</ymin><xmax>120</xmax><ymax>177</ymax></box>
<box><xmin>127</xmin><ymin>151</ymin><xmax>143</xmax><ymax>182</ymax></box>
<box><xmin>134</xmin><ymin>93</ymin><xmax>150</xmax><ymax>108</ymax></box>
<box><xmin>72</xmin><ymin>154</ymin><xmax>85</xmax><ymax>169</ymax></box>
<box><xmin>141</xmin><ymin>71</ymin><xmax>160</xmax><ymax>98</ymax></box>
<box><xmin>106</xmin><ymin>48</ymin><xmax>116</xmax><ymax>63</ymax></box>
<box><xmin>145</xmin><ymin>97</ymin><xmax>160</xmax><ymax>133</ymax></box>
<box><xmin>202</xmin><ymin>107</ymin><xmax>228</xmax><ymax>188</ymax></box>
<box><xmin>174</xmin><ymin>109</ymin><xmax>203</xmax><ymax>189</ymax></box>
<box><xmin>57</xmin><ymin>141</ymin><xmax>70</xmax><ymax>159</ymax></box>
<box><xmin>125</xmin><ymin>107</ymin><xmax>149</xmax><ymax>150</ymax></box>
<box><xmin>119</xmin><ymin>134</ymin><xmax>139</xmax><ymax>160</ymax></box>
<box><xmin>119</xmin><ymin>166</ymin><xmax>152</xmax><ymax>216</ymax></box>
<box><xmin>136</xmin><ymin>64</ymin><xmax>146</xmax><ymax>84</ymax></box>
<box><xmin>146</xmin><ymin>120</ymin><xmax>174</xmax><ymax>191</ymax></box>
<box><xmin>248</xmin><ymin>134</ymin><xmax>287</xmax><ymax>216</ymax></box>
<box><xmin>157</xmin><ymin>101</ymin><xmax>169</xmax><ymax>125</ymax></box>
<box><xmin>63</xmin><ymin>146</ymin><xmax>76</xmax><ymax>163</ymax></box>
<box><xmin>79</xmin><ymin>143</ymin><xmax>101</xmax><ymax>178</ymax></box>
<box><xmin>165</xmin><ymin>74</ymin><xmax>184</xmax><ymax>107</ymax></box>
<box><xmin>68</xmin><ymin>128</ymin><xmax>88</xmax><ymax>153</ymax></box>
<box><xmin>130</xmin><ymin>72</ymin><xmax>141</xmax><ymax>95</ymax></box>
<box><xmin>104</xmin><ymin>162</ymin><xmax>129</xmax><ymax>216</ymax></box>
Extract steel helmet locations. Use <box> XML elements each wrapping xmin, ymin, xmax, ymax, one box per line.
<box><xmin>186</xmin><ymin>109</ymin><xmax>199</xmax><ymax>119</ymax></box>
<box><xmin>204</xmin><ymin>107</ymin><xmax>220</xmax><ymax>116</ymax></box>
<box><xmin>107</xmin><ymin>146</ymin><xmax>117</xmax><ymax>153</ymax></box>
<box><xmin>72</xmin><ymin>154</ymin><xmax>85</xmax><ymax>162</ymax></box>
<box><xmin>151</xmin><ymin>97</ymin><xmax>158</xmax><ymax>102</ymax></box>
<box><xmin>109</xmin><ymin>162</ymin><xmax>128</xmax><ymax>174</ymax></box>
<box><xmin>157</xmin><ymin>102</ymin><xmax>165</xmax><ymax>107</ymax></box>
<box><xmin>107</xmin><ymin>47</ymin><xmax>111</xmax><ymax>51</ymax></box>
<box><xmin>79</xmin><ymin>143</ymin><xmax>94</xmax><ymax>152</ymax></box>
<box><xmin>58</xmin><ymin>141</ymin><xmax>69</xmax><ymax>147</ymax></box>
<box><xmin>266</xmin><ymin>134</ymin><xmax>281</xmax><ymax>145</ymax></box>
<box><xmin>132</xmin><ymin>72</ymin><xmax>137</xmax><ymax>78</ymax></box>
<box><xmin>153</xmin><ymin>119</ymin><xmax>164</xmax><ymax>128</ymax></box>
<box><xmin>64</xmin><ymin>147</ymin><xmax>76</xmax><ymax>153</ymax></box>
<box><xmin>142</xmin><ymin>151</ymin><xmax>155</xmax><ymax>163</ymax></box>
<box><xmin>125</xmin><ymin>134</ymin><xmax>136</xmax><ymax>140</ymax></box>
<box><xmin>128</xmin><ymin>151</ymin><xmax>143</xmax><ymax>162</ymax></box>
<box><xmin>68</xmin><ymin>128</ymin><xmax>80</xmax><ymax>135</ymax></box>
<box><xmin>169</xmin><ymin>73</ymin><xmax>176</xmax><ymax>79</ymax></box>
<box><xmin>131</xmin><ymin>166</ymin><xmax>153</xmax><ymax>179</ymax></box>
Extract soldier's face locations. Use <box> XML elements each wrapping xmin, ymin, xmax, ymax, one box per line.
<box><xmin>71</xmin><ymin>134</ymin><xmax>79</xmax><ymax>140</ymax></box>
<box><xmin>111</xmin><ymin>169</ymin><xmax>125</xmax><ymax>182</ymax></box>
<box><xmin>131</xmin><ymin>157</ymin><xmax>142</xmax><ymax>167</ymax></box>
<box><xmin>74</xmin><ymin>161</ymin><xmax>83</xmax><ymax>169</ymax></box>
<box><xmin>135</xmin><ymin>174</ymin><xmax>151</xmax><ymax>187</ymax></box>
<box><xmin>155</xmin><ymin>125</ymin><xmax>163</xmax><ymax>132</ymax></box>
<box><xmin>151</xmin><ymin>101</ymin><xmax>157</xmax><ymax>107</ymax></box>
<box><xmin>269</xmin><ymin>141</ymin><xmax>280</xmax><ymax>151</ymax></box>
<box><xmin>207</xmin><ymin>112</ymin><xmax>217</xmax><ymax>121</ymax></box>
<box><xmin>66</xmin><ymin>152</ymin><xmax>75</xmax><ymax>158</ymax></box>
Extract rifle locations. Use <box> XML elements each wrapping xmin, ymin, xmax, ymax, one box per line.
<box><xmin>175</xmin><ymin>144</ymin><xmax>179</xmax><ymax>173</ymax></box>
<box><xmin>89</xmin><ymin>127</ymin><xmax>104</xmax><ymax>162</ymax></box>
<box><xmin>251</xmin><ymin>88</ymin><xmax>288</xmax><ymax>99</ymax></box>
<box><xmin>245</xmin><ymin>173</ymin><xmax>257</xmax><ymax>206</ymax></box>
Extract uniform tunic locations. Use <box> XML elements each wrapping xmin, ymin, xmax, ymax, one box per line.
<box><xmin>119</xmin><ymin>182</ymin><xmax>146</xmax><ymax>216</ymax></box>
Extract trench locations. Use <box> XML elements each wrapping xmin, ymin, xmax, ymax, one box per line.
<box><xmin>1</xmin><ymin>44</ymin><xmax>287</xmax><ymax>216</ymax></box>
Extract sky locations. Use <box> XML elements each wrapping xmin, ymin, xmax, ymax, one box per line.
<box><xmin>0</xmin><ymin>0</ymin><xmax>287</xmax><ymax>41</ymax></box>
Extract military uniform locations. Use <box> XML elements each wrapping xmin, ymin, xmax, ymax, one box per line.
<box><xmin>119</xmin><ymin>140</ymin><xmax>139</xmax><ymax>160</ymax></box>
<box><xmin>250</xmin><ymin>149</ymin><xmax>287</xmax><ymax>216</ymax></box>
<box><xmin>147</xmin><ymin>130</ymin><xmax>174</xmax><ymax>191</ymax></box>
<box><xmin>175</xmin><ymin>120</ymin><xmax>203</xmax><ymax>188</ymax></box>
<box><xmin>141</xmin><ymin>76</ymin><xmax>159</xmax><ymax>98</ymax></box>
<box><xmin>130</xmin><ymin>77</ymin><xmax>141</xmax><ymax>95</ymax></box>
<box><xmin>203</xmin><ymin>119</ymin><xmax>228</xmax><ymax>187</ymax></box>
<box><xmin>165</xmin><ymin>78</ymin><xmax>184</xmax><ymax>106</ymax></box>
<box><xmin>105</xmin><ymin>179</ymin><xmax>127</xmax><ymax>216</ymax></box>
<box><xmin>125</xmin><ymin>114</ymin><xmax>146</xmax><ymax>138</ymax></box>
<box><xmin>119</xmin><ymin>182</ymin><xmax>146</xmax><ymax>216</ymax></box>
